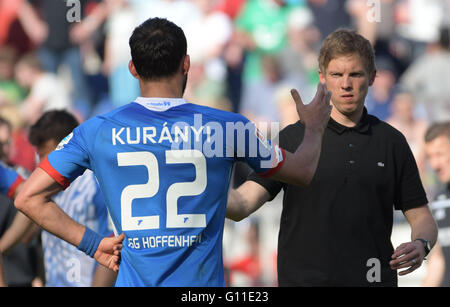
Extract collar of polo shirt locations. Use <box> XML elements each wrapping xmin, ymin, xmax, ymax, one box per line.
<box><xmin>328</xmin><ymin>107</ymin><xmax>371</xmax><ymax>134</ymax></box>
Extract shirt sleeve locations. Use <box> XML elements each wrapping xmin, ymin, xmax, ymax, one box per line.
<box><xmin>246</xmin><ymin>122</ymin><xmax>302</xmax><ymax>201</ymax></box>
<box><xmin>0</xmin><ymin>163</ymin><xmax>24</xmax><ymax>198</ymax></box>
<box><xmin>229</xmin><ymin>115</ymin><xmax>286</xmax><ymax>177</ymax></box>
<box><xmin>39</xmin><ymin>126</ymin><xmax>91</xmax><ymax>189</ymax></box>
<box><xmin>393</xmin><ymin>135</ymin><xmax>428</xmax><ymax>211</ymax></box>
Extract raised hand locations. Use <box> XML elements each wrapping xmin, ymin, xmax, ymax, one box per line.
<box><xmin>291</xmin><ymin>82</ymin><xmax>332</xmax><ymax>134</ymax></box>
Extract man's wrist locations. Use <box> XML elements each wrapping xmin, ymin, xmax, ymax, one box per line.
<box><xmin>77</xmin><ymin>227</ymin><xmax>104</xmax><ymax>258</ymax></box>
<box><xmin>414</xmin><ymin>238</ymin><xmax>431</xmax><ymax>258</ymax></box>
<box><xmin>304</xmin><ymin>126</ymin><xmax>325</xmax><ymax>137</ymax></box>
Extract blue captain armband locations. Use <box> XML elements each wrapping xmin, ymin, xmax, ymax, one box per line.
<box><xmin>77</xmin><ymin>227</ymin><xmax>104</xmax><ymax>258</ymax></box>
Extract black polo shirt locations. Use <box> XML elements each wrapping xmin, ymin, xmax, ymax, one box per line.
<box><xmin>248</xmin><ymin>108</ymin><xmax>428</xmax><ymax>286</ymax></box>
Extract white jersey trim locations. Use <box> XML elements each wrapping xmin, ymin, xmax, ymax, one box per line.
<box><xmin>134</xmin><ymin>97</ymin><xmax>188</xmax><ymax>112</ymax></box>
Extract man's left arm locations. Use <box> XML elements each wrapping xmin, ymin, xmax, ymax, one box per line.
<box><xmin>15</xmin><ymin>168</ymin><xmax>123</xmax><ymax>271</ymax></box>
<box><xmin>390</xmin><ymin>205</ymin><xmax>438</xmax><ymax>275</ymax></box>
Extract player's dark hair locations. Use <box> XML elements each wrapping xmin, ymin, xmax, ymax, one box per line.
<box><xmin>425</xmin><ymin>121</ymin><xmax>450</xmax><ymax>143</ymax></box>
<box><xmin>129</xmin><ymin>17</ymin><xmax>187</xmax><ymax>81</ymax></box>
<box><xmin>28</xmin><ymin>110</ymin><xmax>79</xmax><ymax>147</ymax></box>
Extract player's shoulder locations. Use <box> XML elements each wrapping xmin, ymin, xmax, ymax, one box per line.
<box><xmin>276</xmin><ymin>121</ymin><xmax>304</xmax><ymax>147</ymax></box>
<box><xmin>368</xmin><ymin>114</ymin><xmax>406</xmax><ymax>140</ymax></box>
<box><xmin>94</xmin><ymin>103</ymin><xmax>135</xmax><ymax>122</ymax></box>
<box><xmin>367</xmin><ymin>113</ymin><xmax>411</xmax><ymax>149</ymax></box>
<box><xmin>186</xmin><ymin>103</ymin><xmax>249</xmax><ymax>124</ymax></box>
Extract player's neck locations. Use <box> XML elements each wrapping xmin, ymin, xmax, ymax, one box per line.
<box><xmin>331</xmin><ymin>106</ymin><xmax>364</xmax><ymax>127</ymax></box>
<box><xmin>139</xmin><ymin>79</ymin><xmax>184</xmax><ymax>99</ymax></box>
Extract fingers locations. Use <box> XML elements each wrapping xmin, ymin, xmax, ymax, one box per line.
<box><xmin>390</xmin><ymin>242</ymin><xmax>423</xmax><ymax>276</ymax></box>
<box><xmin>312</xmin><ymin>82</ymin><xmax>325</xmax><ymax>104</ymax></box>
<box><xmin>110</xmin><ymin>233</ymin><xmax>124</xmax><ymax>271</ymax></box>
<box><xmin>110</xmin><ymin>255</ymin><xmax>121</xmax><ymax>272</ymax></box>
<box><xmin>398</xmin><ymin>263</ymin><xmax>420</xmax><ymax>276</ymax></box>
<box><xmin>290</xmin><ymin>88</ymin><xmax>304</xmax><ymax>109</ymax></box>
<box><xmin>114</xmin><ymin>233</ymin><xmax>125</xmax><ymax>243</ymax></box>
<box><xmin>113</xmin><ymin>244</ymin><xmax>121</xmax><ymax>256</ymax></box>
<box><xmin>391</xmin><ymin>242</ymin><xmax>414</xmax><ymax>260</ymax></box>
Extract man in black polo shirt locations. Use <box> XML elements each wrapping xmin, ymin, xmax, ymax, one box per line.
<box><xmin>227</xmin><ymin>29</ymin><xmax>438</xmax><ymax>286</ymax></box>
<box><xmin>423</xmin><ymin>122</ymin><xmax>450</xmax><ymax>286</ymax></box>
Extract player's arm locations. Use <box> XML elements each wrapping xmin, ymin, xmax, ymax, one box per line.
<box><xmin>15</xmin><ymin>168</ymin><xmax>84</xmax><ymax>246</ymax></box>
<box><xmin>269</xmin><ymin>83</ymin><xmax>331</xmax><ymax>186</ymax></box>
<box><xmin>14</xmin><ymin>168</ymin><xmax>123</xmax><ymax>271</ymax></box>
<box><xmin>0</xmin><ymin>178</ymin><xmax>35</xmax><ymax>254</ymax></box>
<box><xmin>227</xmin><ymin>181</ymin><xmax>272</xmax><ymax>222</ymax></box>
<box><xmin>0</xmin><ymin>211</ymin><xmax>33</xmax><ymax>254</ymax></box>
<box><xmin>390</xmin><ymin>205</ymin><xmax>438</xmax><ymax>275</ymax></box>
<box><xmin>228</xmin><ymin>84</ymin><xmax>331</xmax><ymax>221</ymax></box>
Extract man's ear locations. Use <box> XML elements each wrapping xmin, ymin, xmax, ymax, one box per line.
<box><xmin>129</xmin><ymin>60</ymin><xmax>139</xmax><ymax>79</ymax></box>
<box><xmin>182</xmin><ymin>55</ymin><xmax>190</xmax><ymax>75</ymax></box>
<box><xmin>369</xmin><ymin>69</ymin><xmax>377</xmax><ymax>86</ymax></box>
<box><xmin>318</xmin><ymin>69</ymin><xmax>326</xmax><ymax>84</ymax></box>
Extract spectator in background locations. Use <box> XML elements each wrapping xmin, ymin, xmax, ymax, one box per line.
<box><xmin>423</xmin><ymin>122</ymin><xmax>450</xmax><ymax>287</ymax></box>
<box><xmin>0</xmin><ymin>116</ymin><xmax>42</xmax><ymax>287</ymax></box>
<box><xmin>183</xmin><ymin>0</ymin><xmax>233</xmax><ymax>110</ymax></box>
<box><xmin>0</xmin><ymin>118</ymin><xmax>12</xmax><ymax>164</ymax></box>
<box><xmin>0</xmin><ymin>0</ymin><xmax>35</xmax><ymax>55</ymax></box>
<box><xmin>0</xmin><ymin>195</ymin><xmax>42</xmax><ymax>287</ymax></box>
<box><xmin>240</xmin><ymin>55</ymin><xmax>285</xmax><ymax>127</ymax></box>
<box><xmin>278</xmin><ymin>6</ymin><xmax>320</xmax><ymax>104</ymax></box>
<box><xmin>220</xmin><ymin>0</ymin><xmax>247</xmax><ymax>113</ymax></box>
<box><xmin>216</xmin><ymin>0</ymin><xmax>246</xmax><ymax>20</ymax></box>
<box><xmin>274</xmin><ymin>85</ymin><xmax>300</xmax><ymax>129</ymax></box>
<box><xmin>103</xmin><ymin>0</ymin><xmax>139</xmax><ymax>108</ymax></box>
<box><xmin>400</xmin><ymin>27</ymin><xmax>450</xmax><ymax>122</ymax></box>
<box><xmin>345</xmin><ymin>0</ymin><xmax>377</xmax><ymax>45</ymax></box>
<box><xmin>130</xmin><ymin>0</ymin><xmax>201</xmax><ymax>28</ymax></box>
<box><xmin>386</xmin><ymin>90</ymin><xmax>428</xmax><ymax>178</ymax></box>
<box><xmin>20</xmin><ymin>0</ymin><xmax>111</xmax><ymax>119</ymax></box>
<box><xmin>0</xmin><ymin>47</ymin><xmax>25</xmax><ymax>107</ymax></box>
<box><xmin>395</xmin><ymin>0</ymin><xmax>446</xmax><ymax>60</ymax></box>
<box><xmin>26</xmin><ymin>110</ymin><xmax>115</xmax><ymax>286</ymax></box>
<box><xmin>365</xmin><ymin>56</ymin><xmax>400</xmax><ymax>121</ymax></box>
<box><xmin>15</xmin><ymin>53</ymin><xmax>71</xmax><ymax>126</ymax></box>
<box><xmin>234</xmin><ymin>0</ymin><xmax>300</xmax><ymax>83</ymax></box>
<box><xmin>0</xmin><ymin>48</ymin><xmax>36</xmax><ymax>173</ymax></box>
<box><xmin>307</xmin><ymin>0</ymin><xmax>352</xmax><ymax>40</ymax></box>
<box><xmin>227</xmin><ymin>220</ymin><xmax>263</xmax><ymax>286</ymax></box>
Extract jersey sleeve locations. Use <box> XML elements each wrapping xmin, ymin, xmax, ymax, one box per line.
<box><xmin>0</xmin><ymin>163</ymin><xmax>24</xmax><ymax>198</ymax></box>
<box><xmin>229</xmin><ymin>114</ymin><xmax>286</xmax><ymax>177</ymax></box>
<box><xmin>39</xmin><ymin>126</ymin><xmax>91</xmax><ymax>189</ymax></box>
<box><xmin>246</xmin><ymin>122</ymin><xmax>301</xmax><ymax>201</ymax></box>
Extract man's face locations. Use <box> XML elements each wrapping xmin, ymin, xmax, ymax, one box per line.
<box><xmin>0</xmin><ymin>124</ymin><xmax>11</xmax><ymax>162</ymax></box>
<box><xmin>425</xmin><ymin>135</ymin><xmax>450</xmax><ymax>184</ymax></box>
<box><xmin>319</xmin><ymin>53</ymin><xmax>375</xmax><ymax>117</ymax></box>
<box><xmin>14</xmin><ymin>62</ymin><xmax>33</xmax><ymax>88</ymax></box>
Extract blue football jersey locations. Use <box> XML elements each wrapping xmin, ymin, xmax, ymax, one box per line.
<box><xmin>0</xmin><ymin>162</ymin><xmax>24</xmax><ymax>198</ymax></box>
<box><xmin>40</xmin><ymin>98</ymin><xmax>285</xmax><ymax>286</ymax></box>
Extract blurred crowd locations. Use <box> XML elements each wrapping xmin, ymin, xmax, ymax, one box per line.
<box><xmin>0</xmin><ymin>0</ymin><xmax>449</xmax><ymax>286</ymax></box>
